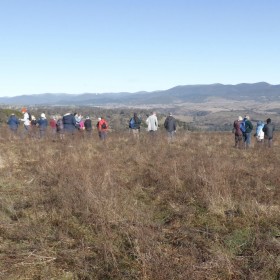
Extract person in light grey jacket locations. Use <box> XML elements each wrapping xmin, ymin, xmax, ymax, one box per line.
<box><xmin>146</xmin><ymin>112</ymin><xmax>158</xmax><ymax>135</ymax></box>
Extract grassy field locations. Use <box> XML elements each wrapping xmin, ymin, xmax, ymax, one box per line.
<box><xmin>0</xmin><ymin>129</ymin><xmax>279</xmax><ymax>279</ymax></box>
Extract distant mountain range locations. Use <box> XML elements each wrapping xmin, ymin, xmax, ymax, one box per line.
<box><xmin>1</xmin><ymin>82</ymin><xmax>280</xmax><ymax>106</ymax></box>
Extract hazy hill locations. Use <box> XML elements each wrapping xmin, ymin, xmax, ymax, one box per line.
<box><xmin>1</xmin><ymin>82</ymin><xmax>280</xmax><ymax>106</ymax></box>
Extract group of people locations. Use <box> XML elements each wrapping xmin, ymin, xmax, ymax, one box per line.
<box><xmin>6</xmin><ymin>109</ymin><xmax>177</xmax><ymax>142</ymax></box>
<box><xmin>6</xmin><ymin>108</ymin><xmax>109</xmax><ymax>140</ymax></box>
<box><xmin>129</xmin><ymin>112</ymin><xmax>177</xmax><ymax>142</ymax></box>
<box><xmin>6</xmin><ymin>109</ymin><xmax>276</xmax><ymax>146</ymax></box>
<box><xmin>233</xmin><ymin>115</ymin><xmax>275</xmax><ymax>148</ymax></box>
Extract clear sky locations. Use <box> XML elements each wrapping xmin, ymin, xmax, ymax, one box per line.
<box><xmin>0</xmin><ymin>0</ymin><xmax>279</xmax><ymax>97</ymax></box>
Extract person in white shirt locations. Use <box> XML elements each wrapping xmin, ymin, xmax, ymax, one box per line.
<box><xmin>20</xmin><ymin>108</ymin><xmax>31</xmax><ymax>137</ymax></box>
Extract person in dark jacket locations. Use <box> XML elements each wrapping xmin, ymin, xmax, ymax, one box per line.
<box><xmin>37</xmin><ymin>113</ymin><xmax>48</xmax><ymax>139</ymax></box>
<box><xmin>84</xmin><ymin>116</ymin><xmax>92</xmax><ymax>138</ymax></box>
<box><xmin>164</xmin><ymin>112</ymin><xmax>176</xmax><ymax>142</ymax></box>
<box><xmin>62</xmin><ymin>113</ymin><xmax>76</xmax><ymax>137</ymax></box>
<box><xmin>30</xmin><ymin>115</ymin><xmax>38</xmax><ymax>138</ymax></box>
<box><xmin>233</xmin><ymin>116</ymin><xmax>243</xmax><ymax>148</ymax></box>
<box><xmin>129</xmin><ymin>113</ymin><xmax>142</xmax><ymax>139</ymax></box>
<box><xmin>263</xmin><ymin>118</ymin><xmax>275</xmax><ymax>147</ymax></box>
<box><xmin>243</xmin><ymin>115</ymin><xmax>253</xmax><ymax>148</ymax></box>
<box><xmin>7</xmin><ymin>113</ymin><xmax>20</xmax><ymax>139</ymax></box>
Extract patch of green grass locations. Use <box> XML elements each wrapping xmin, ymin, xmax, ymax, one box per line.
<box><xmin>224</xmin><ymin>228</ymin><xmax>254</xmax><ymax>256</ymax></box>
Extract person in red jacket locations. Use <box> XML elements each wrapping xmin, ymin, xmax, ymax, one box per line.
<box><xmin>49</xmin><ymin>116</ymin><xmax>57</xmax><ymax>138</ymax></box>
<box><xmin>97</xmin><ymin>117</ymin><xmax>108</xmax><ymax>141</ymax></box>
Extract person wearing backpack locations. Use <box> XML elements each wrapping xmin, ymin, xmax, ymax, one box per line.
<box><xmin>263</xmin><ymin>118</ymin><xmax>275</xmax><ymax>147</ymax></box>
<box><xmin>129</xmin><ymin>113</ymin><xmax>141</xmax><ymax>138</ymax></box>
<box><xmin>63</xmin><ymin>112</ymin><xmax>76</xmax><ymax>137</ymax></box>
<box><xmin>232</xmin><ymin>116</ymin><xmax>243</xmax><ymax>148</ymax></box>
<box><xmin>97</xmin><ymin>117</ymin><xmax>108</xmax><ymax>141</ymax></box>
<box><xmin>242</xmin><ymin>115</ymin><xmax>253</xmax><ymax>149</ymax></box>
<box><xmin>164</xmin><ymin>112</ymin><xmax>176</xmax><ymax>142</ymax></box>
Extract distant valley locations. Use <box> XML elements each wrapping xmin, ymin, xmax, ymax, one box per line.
<box><xmin>1</xmin><ymin>82</ymin><xmax>280</xmax><ymax>131</ymax></box>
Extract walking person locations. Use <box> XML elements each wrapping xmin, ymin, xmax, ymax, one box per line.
<box><xmin>7</xmin><ymin>113</ymin><xmax>20</xmax><ymax>139</ymax></box>
<box><xmin>129</xmin><ymin>113</ymin><xmax>141</xmax><ymax>139</ymax></box>
<box><xmin>164</xmin><ymin>112</ymin><xmax>176</xmax><ymax>142</ymax></box>
<box><xmin>263</xmin><ymin>118</ymin><xmax>275</xmax><ymax>147</ymax></box>
<box><xmin>232</xmin><ymin>116</ymin><xmax>243</xmax><ymax>148</ymax></box>
<box><xmin>146</xmin><ymin>112</ymin><xmax>158</xmax><ymax>136</ymax></box>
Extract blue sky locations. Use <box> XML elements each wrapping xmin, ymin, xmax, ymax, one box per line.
<box><xmin>0</xmin><ymin>0</ymin><xmax>279</xmax><ymax>97</ymax></box>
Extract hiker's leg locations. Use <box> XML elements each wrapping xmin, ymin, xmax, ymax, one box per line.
<box><xmin>269</xmin><ymin>138</ymin><xmax>273</xmax><ymax>147</ymax></box>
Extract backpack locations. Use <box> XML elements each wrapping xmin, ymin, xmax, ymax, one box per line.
<box><xmin>240</xmin><ymin>120</ymin><xmax>246</xmax><ymax>133</ymax></box>
<box><xmin>28</xmin><ymin>113</ymin><xmax>32</xmax><ymax>121</ymax></box>
<box><xmin>101</xmin><ymin>122</ymin><xmax>107</xmax><ymax>129</ymax></box>
<box><xmin>129</xmin><ymin>117</ymin><xmax>135</xmax><ymax>129</ymax></box>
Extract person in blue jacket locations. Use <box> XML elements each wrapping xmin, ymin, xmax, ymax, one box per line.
<box><xmin>254</xmin><ymin>120</ymin><xmax>264</xmax><ymax>144</ymax></box>
<box><xmin>7</xmin><ymin>113</ymin><xmax>20</xmax><ymax>139</ymax></box>
<box><xmin>37</xmin><ymin>113</ymin><xmax>48</xmax><ymax>139</ymax></box>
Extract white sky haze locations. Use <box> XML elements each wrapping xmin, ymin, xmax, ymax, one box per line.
<box><xmin>0</xmin><ymin>0</ymin><xmax>280</xmax><ymax>96</ymax></box>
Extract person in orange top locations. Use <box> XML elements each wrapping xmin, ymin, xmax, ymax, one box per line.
<box><xmin>97</xmin><ymin>117</ymin><xmax>108</xmax><ymax>141</ymax></box>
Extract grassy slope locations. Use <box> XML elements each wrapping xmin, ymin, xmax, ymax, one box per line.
<box><xmin>0</xmin><ymin>131</ymin><xmax>279</xmax><ymax>279</ymax></box>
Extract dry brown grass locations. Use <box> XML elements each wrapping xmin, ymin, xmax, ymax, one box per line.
<box><xmin>0</xmin><ymin>129</ymin><xmax>279</xmax><ymax>279</ymax></box>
